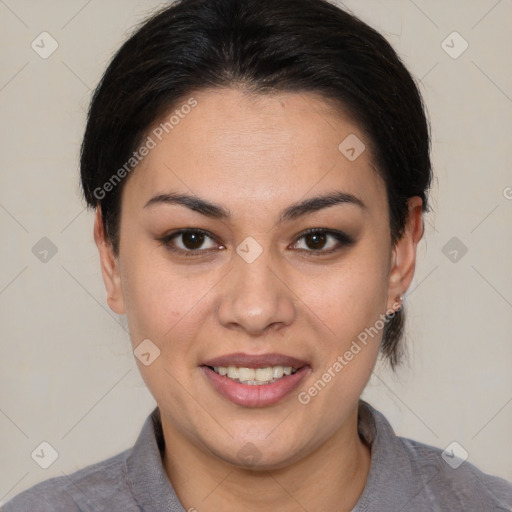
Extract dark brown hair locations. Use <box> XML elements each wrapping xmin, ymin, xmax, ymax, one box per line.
<box><xmin>80</xmin><ymin>0</ymin><xmax>432</xmax><ymax>368</ymax></box>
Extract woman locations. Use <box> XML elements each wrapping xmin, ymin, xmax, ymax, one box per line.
<box><xmin>4</xmin><ymin>0</ymin><xmax>511</xmax><ymax>510</ymax></box>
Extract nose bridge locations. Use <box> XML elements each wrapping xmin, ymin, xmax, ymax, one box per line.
<box><xmin>216</xmin><ymin>236</ymin><xmax>295</xmax><ymax>334</ymax></box>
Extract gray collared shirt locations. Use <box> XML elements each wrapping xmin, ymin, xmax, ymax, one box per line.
<box><xmin>3</xmin><ymin>400</ymin><xmax>512</xmax><ymax>511</ymax></box>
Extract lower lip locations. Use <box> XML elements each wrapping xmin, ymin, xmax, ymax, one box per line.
<box><xmin>201</xmin><ymin>366</ymin><xmax>310</xmax><ymax>407</ymax></box>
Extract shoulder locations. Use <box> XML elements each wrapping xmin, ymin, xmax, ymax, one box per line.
<box><xmin>357</xmin><ymin>401</ymin><xmax>512</xmax><ymax>511</ymax></box>
<box><xmin>2</xmin><ymin>448</ymin><xmax>139</xmax><ymax>512</ymax></box>
<box><xmin>398</xmin><ymin>435</ymin><xmax>512</xmax><ymax>509</ymax></box>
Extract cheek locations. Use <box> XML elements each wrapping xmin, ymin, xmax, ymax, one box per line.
<box><xmin>303</xmin><ymin>254</ymin><xmax>389</xmax><ymax>339</ymax></box>
<box><xmin>119</xmin><ymin>246</ymin><xmax>220</xmax><ymax>347</ymax></box>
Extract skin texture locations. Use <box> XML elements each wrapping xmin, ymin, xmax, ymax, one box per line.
<box><xmin>94</xmin><ymin>88</ymin><xmax>424</xmax><ymax>511</ymax></box>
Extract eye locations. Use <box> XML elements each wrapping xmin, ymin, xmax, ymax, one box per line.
<box><xmin>291</xmin><ymin>228</ymin><xmax>354</xmax><ymax>256</ymax></box>
<box><xmin>158</xmin><ymin>229</ymin><xmax>223</xmax><ymax>256</ymax></box>
<box><xmin>158</xmin><ymin>227</ymin><xmax>354</xmax><ymax>258</ymax></box>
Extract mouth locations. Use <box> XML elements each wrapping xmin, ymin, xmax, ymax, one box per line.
<box><xmin>200</xmin><ymin>353</ymin><xmax>310</xmax><ymax>407</ymax></box>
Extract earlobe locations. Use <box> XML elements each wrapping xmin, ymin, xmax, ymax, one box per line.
<box><xmin>387</xmin><ymin>197</ymin><xmax>424</xmax><ymax>310</ymax></box>
<box><xmin>93</xmin><ymin>208</ymin><xmax>126</xmax><ymax>315</ymax></box>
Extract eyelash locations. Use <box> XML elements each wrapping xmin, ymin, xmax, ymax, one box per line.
<box><xmin>157</xmin><ymin>227</ymin><xmax>354</xmax><ymax>258</ymax></box>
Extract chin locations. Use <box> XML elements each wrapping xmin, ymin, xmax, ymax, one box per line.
<box><xmin>203</xmin><ymin>431</ymin><xmax>309</xmax><ymax>471</ymax></box>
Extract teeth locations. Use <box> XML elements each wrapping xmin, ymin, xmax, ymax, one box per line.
<box><xmin>238</xmin><ymin>367</ymin><xmax>255</xmax><ymax>381</ymax></box>
<box><xmin>273</xmin><ymin>366</ymin><xmax>284</xmax><ymax>379</ymax></box>
<box><xmin>255</xmin><ymin>367</ymin><xmax>273</xmax><ymax>381</ymax></box>
<box><xmin>212</xmin><ymin>365</ymin><xmax>298</xmax><ymax>384</ymax></box>
<box><xmin>227</xmin><ymin>366</ymin><xmax>239</xmax><ymax>379</ymax></box>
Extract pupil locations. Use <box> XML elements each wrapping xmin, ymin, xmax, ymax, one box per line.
<box><xmin>184</xmin><ymin>232</ymin><xmax>204</xmax><ymax>250</ymax></box>
<box><xmin>307</xmin><ymin>233</ymin><xmax>326</xmax><ymax>250</ymax></box>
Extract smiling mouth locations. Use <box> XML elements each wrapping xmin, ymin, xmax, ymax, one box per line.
<box><xmin>205</xmin><ymin>365</ymin><xmax>300</xmax><ymax>385</ymax></box>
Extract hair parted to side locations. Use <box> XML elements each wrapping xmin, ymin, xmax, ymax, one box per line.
<box><xmin>80</xmin><ymin>0</ymin><xmax>432</xmax><ymax>369</ymax></box>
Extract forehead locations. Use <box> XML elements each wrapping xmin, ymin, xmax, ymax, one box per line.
<box><xmin>123</xmin><ymin>88</ymin><xmax>386</xmax><ymax>216</ymax></box>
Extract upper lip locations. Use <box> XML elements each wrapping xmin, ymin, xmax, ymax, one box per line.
<box><xmin>202</xmin><ymin>352</ymin><xmax>309</xmax><ymax>369</ymax></box>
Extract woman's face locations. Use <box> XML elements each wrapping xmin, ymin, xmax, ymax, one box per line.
<box><xmin>96</xmin><ymin>88</ymin><xmax>422</xmax><ymax>469</ymax></box>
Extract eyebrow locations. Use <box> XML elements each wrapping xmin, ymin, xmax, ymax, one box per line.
<box><xmin>143</xmin><ymin>190</ymin><xmax>366</xmax><ymax>223</ymax></box>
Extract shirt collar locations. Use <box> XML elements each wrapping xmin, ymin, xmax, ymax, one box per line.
<box><xmin>126</xmin><ymin>407</ymin><xmax>185</xmax><ymax>512</ymax></box>
<box><xmin>126</xmin><ymin>400</ymin><xmax>424</xmax><ymax>511</ymax></box>
<box><xmin>354</xmin><ymin>400</ymin><xmax>409</xmax><ymax>510</ymax></box>
<box><xmin>353</xmin><ymin>400</ymin><xmax>440</xmax><ymax>511</ymax></box>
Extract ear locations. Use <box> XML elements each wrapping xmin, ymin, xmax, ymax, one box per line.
<box><xmin>93</xmin><ymin>207</ymin><xmax>126</xmax><ymax>315</ymax></box>
<box><xmin>386</xmin><ymin>196</ymin><xmax>424</xmax><ymax>311</ymax></box>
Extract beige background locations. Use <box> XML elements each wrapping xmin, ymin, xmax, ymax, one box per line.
<box><xmin>1</xmin><ymin>0</ymin><xmax>511</xmax><ymax>504</ymax></box>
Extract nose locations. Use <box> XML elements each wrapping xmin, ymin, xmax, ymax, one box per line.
<box><xmin>216</xmin><ymin>242</ymin><xmax>296</xmax><ymax>336</ymax></box>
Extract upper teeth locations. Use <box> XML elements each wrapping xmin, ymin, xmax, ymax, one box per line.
<box><xmin>213</xmin><ymin>365</ymin><xmax>298</xmax><ymax>384</ymax></box>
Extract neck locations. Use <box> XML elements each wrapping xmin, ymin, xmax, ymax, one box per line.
<box><xmin>161</xmin><ymin>405</ymin><xmax>371</xmax><ymax>511</ymax></box>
